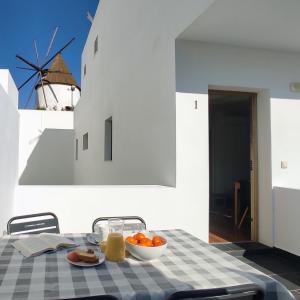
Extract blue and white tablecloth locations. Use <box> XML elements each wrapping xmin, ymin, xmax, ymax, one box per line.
<box><xmin>0</xmin><ymin>229</ymin><xmax>294</xmax><ymax>299</ymax></box>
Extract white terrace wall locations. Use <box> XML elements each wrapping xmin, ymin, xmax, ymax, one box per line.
<box><xmin>273</xmin><ymin>187</ymin><xmax>300</xmax><ymax>256</ymax></box>
<box><xmin>271</xmin><ymin>99</ymin><xmax>300</xmax><ymax>189</ymax></box>
<box><xmin>14</xmin><ymin>93</ymin><xmax>210</xmax><ymax>241</ymax></box>
<box><xmin>74</xmin><ymin>0</ymin><xmax>214</xmax><ymax>185</ymax></box>
<box><xmin>18</xmin><ymin>110</ymin><xmax>74</xmax><ymax>185</ymax></box>
<box><xmin>271</xmin><ymin>100</ymin><xmax>300</xmax><ymax>255</ymax></box>
<box><xmin>175</xmin><ymin>40</ymin><xmax>300</xmax><ymax>247</ymax></box>
<box><xmin>0</xmin><ymin>71</ymin><xmax>19</xmax><ymax>233</ymax></box>
<box><xmin>0</xmin><ymin>70</ymin><xmax>18</xmax><ymax>109</ymax></box>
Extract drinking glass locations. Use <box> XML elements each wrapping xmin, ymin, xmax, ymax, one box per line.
<box><xmin>105</xmin><ymin>218</ymin><xmax>125</xmax><ymax>262</ymax></box>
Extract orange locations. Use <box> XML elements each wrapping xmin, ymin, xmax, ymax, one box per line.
<box><xmin>152</xmin><ymin>236</ymin><xmax>164</xmax><ymax>247</ymax></box>
<box><xmin>134</xmin><ymin>232</ymin><xmax>146</xmax><ymax>242</ymax></box>
<box><xmin>126</xmin><ymin>236</ymin><xmax>138</xmax><ymax>244</ymax></box>
<box><xmin>153</xmin><ymin>239</ymin><xmax>163</xmax><ymax>247</ymax></box>
<box><xmin>139</xmin><ymin>238</ymin><xmax>153</xmax><ymax>247</ymax></box>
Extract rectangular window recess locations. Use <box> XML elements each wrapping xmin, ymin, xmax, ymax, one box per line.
<box><xmin>75</xmin><ymin>139</ymin><xmax>79</xmax><ymax>160</ymax></box>
<box><xmin>105</xmin><ymin>117</ymin><xmax>112</xmax><ymax>161</ymax></box>
<box><xmin>94</xmin><ymin>36</ymin><xmax>98</xmax><ymax>55</ymax></box>
<box><xmin>83</xmin><ymin>133</ymin><xmax>88</xmax><ymax>150</ymax></box>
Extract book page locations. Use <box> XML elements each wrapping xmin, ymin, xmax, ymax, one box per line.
<box><xmin>13</xmin><ymin>234</ymin><xmax>77</xmax><ymax>257</ymax></box>
<box><xmin>13</xmin><ymin>236</ymin><xmax>52</xmax><ymax>257</ymax></box>
<box><xmin>39</xmin><ymin>233</ymin><xmax>77</xmax><ymax>249</ymax></box>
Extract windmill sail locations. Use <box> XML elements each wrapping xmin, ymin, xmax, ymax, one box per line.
<box><xmin>16</xmin><ymin>30</ymin><xmax>79</xmax><ymax>110</ymax></box>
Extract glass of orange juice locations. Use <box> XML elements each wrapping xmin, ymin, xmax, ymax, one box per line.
<box><xmin>105</xmin><ymin>218</ymin><xmax>125</xmax><ymax>262</ymax></box>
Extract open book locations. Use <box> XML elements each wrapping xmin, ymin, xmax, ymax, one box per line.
<box><xmin>13</xmin><ymin>233</ymin><xmax>77</xmax><ymax>258</ymax></box>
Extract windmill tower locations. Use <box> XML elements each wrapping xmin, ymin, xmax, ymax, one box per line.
<box><xmin>35</xmin><ymin>53</ymin><xmax>80</xmax><ymax>110</ymax></box>
<box><xmin>16</xmin><ymin>27</ymin><xmax>80</xmax><ymax>111</ymax></box>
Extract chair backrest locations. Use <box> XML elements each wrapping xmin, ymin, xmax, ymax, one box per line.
<box><xmin>7</xmin><ymin>212</ymin><xmax>60</xmax><ymax>235</ymax></box>
<box><xmin>92</xmin><ymin>216</ymin><xmax>146</xmax><ymax>233</ymax></box>
<box><xmin>167</xmin><ymin>284</ymin><xmax>264</xmax><ymax>300</ymax></box>
<box><xmin>62</xmin><ymin>295</ymin><xmax>118</xmax><ymax>300</ymax></box>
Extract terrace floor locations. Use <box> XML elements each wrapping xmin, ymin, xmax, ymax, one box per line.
<box><xmin>209</xmin><ymin>213</ymin><xmax>251</xmax><ymax>243</ymax></box>
<box><xmin>212</xmin><ymin>242</ymin><xmax>300</xmax><ymax>299</ymax></box>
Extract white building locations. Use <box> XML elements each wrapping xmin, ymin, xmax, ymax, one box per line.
<box><xmin>0</xmin><ymin>70</ymin><xmax>19</xmax><ymax>232</ymax></box>
<box><xmin>36</xmin><ymin>53</ymin><xmax>81</xmax><ymax>111</ymax></box>
<box><xmin>73</xmin><ymin>0</ymin><xmax>300</xmax><ymax>255</ymax></box>
<box><xmin>1</xmin><ymin>0</ymin><xmax>300</xmax><ymax>257</ymax></box>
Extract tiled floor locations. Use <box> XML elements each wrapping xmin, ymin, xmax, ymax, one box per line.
<box><xmin>209</xmin><ymin>213</ymin><xmax>251</xmax><ymax>243</ymax></box>
<box><xmin>212</xmin><ymin>242</ymin><xmax>300</xmax><ymax>299</ymax></box>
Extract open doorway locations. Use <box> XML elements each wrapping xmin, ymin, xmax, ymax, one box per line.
<box><xmin>209</xmin><ymin>90</ymin><xmax>257</xmax><ymax>243</ymax></box>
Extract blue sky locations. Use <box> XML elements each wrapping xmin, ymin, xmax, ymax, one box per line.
<box><xmin>0</xmin><ymin>0</ymin><xmax>99</xmax><ymax>108</ymax></box>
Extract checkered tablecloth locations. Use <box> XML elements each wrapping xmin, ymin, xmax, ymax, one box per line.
<box><xmin>0</xmin><ymin>229</ymin><xmax>293</xmax><ymax>300</ymax></box>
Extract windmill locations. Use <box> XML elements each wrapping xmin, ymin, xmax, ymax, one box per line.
<box><xmin>16</xmin><ymin>27</ymin><xmax>81</xmax><ymax>111</ymax></box>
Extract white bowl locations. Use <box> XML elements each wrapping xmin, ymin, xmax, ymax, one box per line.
<box><xmin>125</xmin><ymin>238</ymin><xmax>167</xmax><ymax>261</ymax></box>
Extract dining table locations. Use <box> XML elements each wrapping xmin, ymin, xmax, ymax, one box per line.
<box><xmin>0</xmin><ymin>229</ymin><xmax>295</xmax><ymax>300</ymax></box>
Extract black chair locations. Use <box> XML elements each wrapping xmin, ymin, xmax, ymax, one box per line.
<box><xmin>167</xmin><ymin>284</ymin><xmax>264</xmax><ymax>300</ymax></box>
<box><xmin>92</xmin><ymin>216</ymin><xmax>146</xmax><ymax>233</ymax></box>
<box><xmin>62</xmin><ymin>295</ymin><xmax>119</xmax><ymax>300</ymax></box>
<box><xmin>7</xmin><ymin>212</ymin><xmax>60</xmax><ymax>235</ymax></box>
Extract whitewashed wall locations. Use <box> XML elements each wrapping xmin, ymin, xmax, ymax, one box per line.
<box><xmin>271</xmin><ymin>99</ymin><xmax>300</xmax><ymax>189</ymax></box>
<box><xmin>72</xmin><ymin>4</ymin><xmax>300</xmax><ymax>246</ymax></box>
<box><xmin>273</xmin><ymin>187</ymin><xmax>300</xmax><ymax>256</ymax></box>
<box><xmin>175</xmin><ymin>41</ymin><xmax>300</xmax><ymax>99</ymax></box>
<box><xmin>18</xmin><ymin>110</ymin><xmax>74</xmax><ymax>185</ymax></box>
<box><xmin>74</xmin><ymin>0</ymin><xmax>214</xmax><ymax>185</ymax></box>
<box><xmin>14</xmin><ymin>94</ymin><xmax>210</xmax><ymax>241</ymax></box>
<box><xmin>0</xmin><ymin>72</ymin><xmax>19</xmax><ymax>233</ymax></box>
<box><xmin>271</xmin><ymin>100</ymin><xmax>300</xmax><ymax>255</ymax></box>
<box><xmin>36</xmin><ymin>84</ymin><xmax>80</xmax><ymax>111</ymax></box>
<box><xmin>175</xmin><ymin>41</ymin><xmax>300</xmax><ymax>246</ymax></box>
<box><xmin>0</xmin><ymin>70</ymin><xmax>18</xmax><ymax>109</ymax></box>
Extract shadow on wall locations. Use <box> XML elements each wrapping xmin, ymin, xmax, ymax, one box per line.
<box><xmin>19</xmin><ymin>129</ymin><xmax>74</xmax><ymax>185</ymax></box>
<box><xmin>175</xmin><ymin>40</ymin><xmax>300</xmax><ymax>100</ymax></box>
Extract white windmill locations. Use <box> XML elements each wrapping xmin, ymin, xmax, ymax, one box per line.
<box><xmin>16</xmin><ymin>27</ymin><xmax>81</xmax><ymax>111</ymax></box>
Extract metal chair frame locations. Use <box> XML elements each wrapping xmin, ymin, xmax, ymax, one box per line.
<box><xmin>7</xmin><ymin>212</ymin><xmax>60</xmax><ymax>235</ymax></box>
<box><xmin>92</xmin><ymin>216</ymin><xmax>146</xmax><ymax>233</ymax></box>
<box><xmin>62</xmin><ymin>295</ymin><xmax>118</xmax><ymax>300</ymax></box>
<box><xmin>167</xmin><ymin>284</ymin><xmax>264</xmax><ymax>300</ymax></box>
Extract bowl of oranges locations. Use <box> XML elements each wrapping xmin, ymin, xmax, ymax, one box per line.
<box><xmin>125</xmin><ymin>232</ymin><xmax>167</xmax><ymax>261</ymax></box>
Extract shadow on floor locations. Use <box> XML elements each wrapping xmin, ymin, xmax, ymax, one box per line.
<box><xmin>211</xmin><ymin>242</ymin><xmax>300</xmax><ymax>299</ymax></box>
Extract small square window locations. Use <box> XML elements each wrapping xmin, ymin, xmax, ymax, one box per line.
<box><xmin>84</xmin><ymin>64</ymin><xmax>87</xmax><ymax>76</ymax></box>
<box><xmin>94</xmin><ymin>36</ymin><xmax>98</xmax><ymax>55</ymax></box>
<box><xmin>75</xmin><ymin>138</ymin><xmax>79</xmax><ymax>160</ymax></box>
<box><xmin>83</xmin><ymin>133</ymin><xmax>88</xmax><ymax>150</ymax></box>
<box><xmin>105</xmin><ymin>117</ymin><xmax>112</xmax><ymax>161</ymax></box>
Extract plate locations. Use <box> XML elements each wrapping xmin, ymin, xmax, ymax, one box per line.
<box><xmin>66</xmin><ymin>251</ymin><xmax>105</xmax><ymax>267</ymax></box>
<box><xmin>86</xmin><ymin>233</ymin><xmax>103</xmax><ymax>245</ymax></box>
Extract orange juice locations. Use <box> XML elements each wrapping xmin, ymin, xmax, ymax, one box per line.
<box><xmin>105</xmin><ymin>232</ymin><xmax>125</xmax><ymax>262</ymax></box>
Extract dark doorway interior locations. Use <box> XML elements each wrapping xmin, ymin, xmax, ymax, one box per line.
<box><xmin>209</xmin><ymin>93</ymin><xmax>252</xmax><ymax>243</ymax></box>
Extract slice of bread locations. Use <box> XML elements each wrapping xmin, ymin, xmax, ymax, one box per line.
<box><xmin>75</xmin><ymin>250</ymin><xmax>99</xmax><ymax>263</ymax></box>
